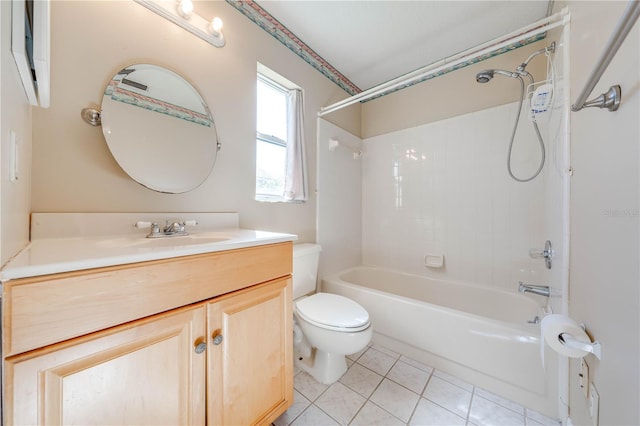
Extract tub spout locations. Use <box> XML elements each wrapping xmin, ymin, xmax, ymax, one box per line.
<box><xmin>518</xmin><ymin>282</ymin><xmax>550</xmax><ymax>297</ymax></box>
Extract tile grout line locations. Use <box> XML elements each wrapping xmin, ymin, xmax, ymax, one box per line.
<box><xmin>466</xmin><ymin>386</ymin><xmax>476</xmax><ymax>425</ymax></box>
<box><xmin>420</xmin><ymin>371</ymin><xmax>474</xmax><ymax>425</ymax></box>
<box><xmin>287</xmin><ymin>372</ymin><xmax>312</xmax><ymax>426</ymax></box>
<box><xmin>292</xmin><ymin>344</ymin><xmax>555</xmax><ymax>426</ymax></box>
<box><xmin>290</xmin><ymin>349</ymin><xmax>560</xmax><ymax>426</ymax></box>
<box><xmin>344</xmin><ymin>348</ymin><xmax>445</xmax><ymax>425</ymax></box>
<box><xmin>344</xmin><ymin>350</ymin><xmax>418</xmax><ymax>425</ymax></box>
<box><xmin>348</xmin><ymin>353</ymin><xmax>401</xmax><ymax>425</ymax></box>
<box><xmin>406</xmin><ymin>367</ymin><xmax>436</xmax><ymax>425</ymax></box>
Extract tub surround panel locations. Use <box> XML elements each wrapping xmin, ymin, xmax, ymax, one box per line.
<box><xmin>535</xmin><ymin>23</ymin><xmax>570</xmax><ymax>320</ymax></box>
<box><xmin>362</xmin><ymin>101</ymin><xmax>552</xmax><ymax>292</ymax></box>
<box><xmin>317</xmin><ymin>119</ymin><xmax>363</xmax><ymax>278</ymax></box>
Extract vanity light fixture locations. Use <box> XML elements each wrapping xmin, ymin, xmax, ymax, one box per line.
<box><xmin>209</xmin><ymin>16</ymin><xmax>223</xmax><ymax>37</ymax></box>
<box><xmin>134</xmin><ymin>0</ymin><xmax>225</xmax><ymax>48</ymax></box>
<box><xmin>176</xmin><ymin>0</ymin><xmax>193</xmax><ymax>18</ymax></box>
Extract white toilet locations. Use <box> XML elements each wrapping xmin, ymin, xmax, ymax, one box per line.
<box><xmin>292</xmin><ymin>244</ymin><xmax>372</xmax><ymax>384</ymax></box>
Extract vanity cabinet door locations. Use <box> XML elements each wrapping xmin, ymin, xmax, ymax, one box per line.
<box><xmin>5</xmin><ymin>305</ymin><xmax>206</xmax><ymax>426</ymax></box>
<box><xmin>207</xmin><ymin>277</ymin><xmax>293</xmax><ymax>425</ymax></box>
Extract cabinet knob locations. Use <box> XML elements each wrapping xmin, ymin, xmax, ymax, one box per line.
<box><xmin>194</xmin><ymin>341</ymin><xmax>207</xmax><ymax>354</ymax></box>
<box><xmin>212</xmin><ymin>334</ymin><xmax>224</xmax><ymax>345</ymax></box>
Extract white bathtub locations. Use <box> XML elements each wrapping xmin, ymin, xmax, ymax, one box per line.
<box><xmin>322</xmin><ymin>266</ymin><xmax>559</xmax><ymax>417</ymax></box>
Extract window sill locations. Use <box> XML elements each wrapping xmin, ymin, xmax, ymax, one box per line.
<box><xmin>255</xmin><ymin>195</ymin><xmax>305</xmax><ymax>204</ymax></box>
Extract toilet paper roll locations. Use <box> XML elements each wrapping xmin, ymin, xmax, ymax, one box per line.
<box><xmin>541</xmin><ymin>314</ymin><xmax>592</xmax><ymax>359</ymax></box>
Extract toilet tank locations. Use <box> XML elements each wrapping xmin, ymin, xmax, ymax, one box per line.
<box><xmin>292</xmin><ymin>244</ymin><xmax>322</xmax><ymax>299</ymax></box>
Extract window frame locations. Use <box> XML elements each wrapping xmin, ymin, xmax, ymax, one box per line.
<box><xmin>255</xmin><ymin>73</ymin><xmax>290</xmax><ymax>202</ymax></box>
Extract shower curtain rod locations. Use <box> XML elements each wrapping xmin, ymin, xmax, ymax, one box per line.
<box><xmin>318</xmin><ymin>8</ymin><xmax>570</xmax><ymax>117</ymax></box>
<box><xmin>571</xmin><ymin>0</ymin><xmax>640</xmax><ymax>112</ymax></box>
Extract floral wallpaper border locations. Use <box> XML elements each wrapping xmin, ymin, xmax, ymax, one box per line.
<box><xmin>227</xmin><ymin>0</ymin><xmax>547</xmax><ymax>102</ymax></box>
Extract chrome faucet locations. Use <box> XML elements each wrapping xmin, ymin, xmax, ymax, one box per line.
<box><xmin>518</xmin><ymin>281</ymin><xmax>550</xmax><ymax>297</ymax></box>
<box><xmin>147</xmin><ymin>220</ymin><xmax>191</xmax><ymax>238</ymax></box>
<box><xmin>135</xmin><ymin>219</ymin><xmax>198</xmax><ymax>238</ymax></box>
<box><xmin>163</xmin><ymin>221</ymin><xmax>187</xmax><ymax>235</ymax></box>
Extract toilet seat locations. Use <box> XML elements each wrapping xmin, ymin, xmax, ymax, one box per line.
<box><xmin>295</xmin><ymin>293</ymin><xmax>370</xmax><ymax>332</ymax></box>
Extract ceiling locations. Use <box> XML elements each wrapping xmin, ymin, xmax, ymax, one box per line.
<box><xmin>252</xmin><ymin>1</ymin><xmax>551</xmax><ymax>92</ymax></box>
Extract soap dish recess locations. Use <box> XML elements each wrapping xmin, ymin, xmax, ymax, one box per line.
<box><xmin>424</xmin><ymin>254</ymin><xmax>444</xmax><ymax>268</ymax></box>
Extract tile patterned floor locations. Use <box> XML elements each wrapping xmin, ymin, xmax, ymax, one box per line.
<box><xmin>275</xmin><ymin>343</ymin><xmax>561</xmax><ymax>426</ymax></box>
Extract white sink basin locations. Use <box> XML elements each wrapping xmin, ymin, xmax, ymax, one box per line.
<box><xmin>96</xmin><ymin>233</ymin><xmax>232</xmax><ymax>249</ymax></box>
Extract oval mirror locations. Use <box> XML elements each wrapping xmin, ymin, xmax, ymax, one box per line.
<box><xmin>100</xmin><ymin>64</ymin><xmax>219</xmax><ymax>193</ymax></box>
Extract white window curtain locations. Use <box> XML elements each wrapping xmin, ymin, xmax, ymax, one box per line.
<box><xmin>283</xmin><ymin>89</ymin><xmax>308</xmax><ymax>202</ymax></box>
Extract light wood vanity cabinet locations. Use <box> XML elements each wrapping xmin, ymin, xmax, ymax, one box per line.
<box><xmin>208</xmin><ymin>277</ymin><xmax>293</xmax><ymax>425</ymax></box>
<box><xmin>8</xmin><ymin>304</ymin><xmax>208</xmax><ymax>425</ymax></box>
<box><xmin>3</xmin><ymin>242</ymin><xmax>293</xmax><ymax>425</ymax></box>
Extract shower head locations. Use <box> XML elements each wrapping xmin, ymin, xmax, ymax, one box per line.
<box><xmin>475</xmin><ymin>69</ymin><xmax>518</xmax><ymax>83</ymax></box>
<box><xmin>475</xmin><ymin>70</ymin><xmax>494</xmax><ymax>83</ymax></box>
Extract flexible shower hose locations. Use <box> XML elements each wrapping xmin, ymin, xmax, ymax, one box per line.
<box><xmin>507</xmin><ymin>74</ymin><xmax>546</xmax><ymax>182</ymax></box>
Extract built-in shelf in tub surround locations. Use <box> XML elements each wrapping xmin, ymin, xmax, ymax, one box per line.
<box><xmin>1</xmin><ymin>212</ymin><xmax>297</xmax><ymax>281</ymax></box>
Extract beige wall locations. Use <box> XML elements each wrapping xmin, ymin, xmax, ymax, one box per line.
<box><xmin>30</xmin><ymin>1</ymin><xmax>359</xmax><ymax>242</ymax></box>
<box><xmin>560</xmin><ymin>2</ymin><xmax>639</xmax><ymax>425</ymax></box>
<box><xmin>1</xmin><ymin>0</ymin><xmax>32</xmax><ymax>266</ymax></box>
<box><xmin>361</xmin><ymin>40</ymin><xmax>549</xmax><ymax>138</ymax></box>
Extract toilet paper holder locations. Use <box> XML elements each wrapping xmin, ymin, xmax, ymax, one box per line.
<box><xmin>559</xmin><ymin>332</ymin><xmax>602</xmax><ymax>360</ymax></box>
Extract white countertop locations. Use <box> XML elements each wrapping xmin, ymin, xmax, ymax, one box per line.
<box><xmin>1</xmin><ymin>228</ymin><xmax>297</xmax><ymax>281</ymax></box>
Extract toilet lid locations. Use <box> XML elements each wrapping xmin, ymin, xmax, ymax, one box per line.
<box><xmin>295</xmin><ymin>293</ymin><xmax>370</xmax><ymax>332</ymax></box>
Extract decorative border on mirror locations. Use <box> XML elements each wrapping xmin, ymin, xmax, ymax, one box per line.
<box><xmin>105</xmin><ymin>78</ymin><xmax>212</xmax><ymax>128</ymax></box>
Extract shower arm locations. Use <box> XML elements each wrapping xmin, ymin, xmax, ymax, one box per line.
<box><xmin>516</xmin><ymin>43</ymin><xmax>555</xmax><ymax>73</ymax></box>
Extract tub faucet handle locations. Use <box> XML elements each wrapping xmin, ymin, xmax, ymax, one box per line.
<box><xmin>529</xmin><ymin>240</ymin><xmax>553</xmax><ymax>269</ymax></box>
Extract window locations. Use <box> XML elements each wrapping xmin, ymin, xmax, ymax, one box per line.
<box><xmin>256</xmin><ymin>74</ymin><xmax>288</xmax><ymax>199</ymax></box>
<box><xmin>255</xmin><ymin>70</ymin><xmax>308</xmax><ymax>202</ymax></box>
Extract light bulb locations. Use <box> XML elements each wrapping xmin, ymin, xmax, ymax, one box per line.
<box><xmin>177</xmin><ymin>0</ymin><xmax>193</xmax><ymax>18</ymax></box>
<box><xmin>209</xmin><ymin>17</ymin><xmax>223</xmax><ymax>35</ymax></box>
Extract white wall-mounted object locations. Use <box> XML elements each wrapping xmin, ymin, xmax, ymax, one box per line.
<box><xmin>317</xmin><ymin>120</ymin><xmax>363</xmax><ymax>278</ymax></box>
<box><xmin>11</xmin><ymin>0</ymin><xmax>50</xmax><ymax>107</ymax></box>
<box><xmin>328</xmin><ymin>137</ymin><xmax>361</xmax><ymax>159</ymax></box>
<box><xmin>541</xmin><ymin>315</ymin><xmax>602</xmax><ymax>361</ymax></box>
<box><xmin>9</xmin><ymin>131</ymin><xmax>19</xmax><ymax>182</ymax></box>
<box><xmin>134</xmin><ymin>0</ymin><xmax>225</xmax><ymax>48</ymax></box>
<box><xmin>424</xmin><ymin>254</ymin><xmax>444</xmax><ymax>268</ymax></box>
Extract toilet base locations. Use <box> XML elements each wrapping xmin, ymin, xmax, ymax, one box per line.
<box><xmin>294</xmin><ymin>347</ymin><xmax>348</xmax><ymax>385</ymax></box>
